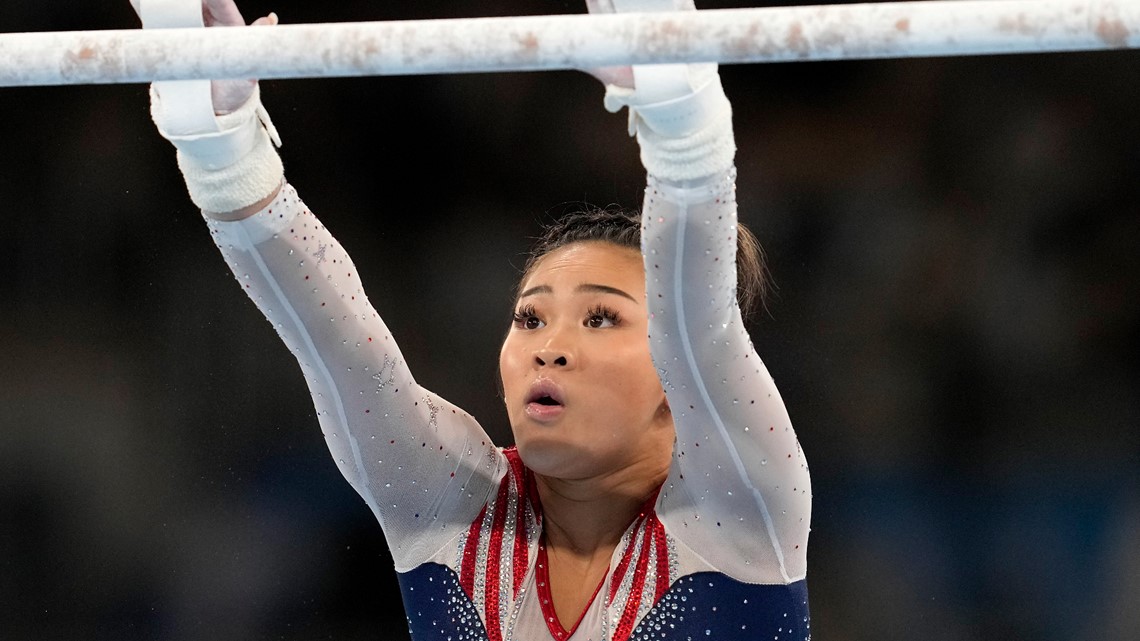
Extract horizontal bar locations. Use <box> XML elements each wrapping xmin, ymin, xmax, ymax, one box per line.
<box><xmin>1</xmin><ymin>1</ymin><xmax>1137</xmax><ymax>87</ymax></box>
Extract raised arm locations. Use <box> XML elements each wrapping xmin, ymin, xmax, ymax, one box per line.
<box><xmin>591</xmin><ymin>0</ymin><xmax>811</xmax><ymax>585</ymax></box>
<box><xmin>136</xmin><ymin>0</ymin><xmax>503</xmax><ymax>570</ymax></box>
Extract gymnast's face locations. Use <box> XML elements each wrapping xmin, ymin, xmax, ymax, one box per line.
<box><xmin>499</xmin><ymin>242</ymin><xmax>674</xmax><ymax>480</ymax></box>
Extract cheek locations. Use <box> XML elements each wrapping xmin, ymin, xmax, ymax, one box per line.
<box><xmin>499</xmin><ymin>350</ymin><xmax>522</xmax><ymax>424</ymax></box>
<box><xmin>498</xmin><ymin>337</ymin><xmax>526</xmax><ymax>396</ymax></box>
<box><xmin>598</xmin><ymin>339</ymin><xmax>662</xmax><ymax>398</ymax></box>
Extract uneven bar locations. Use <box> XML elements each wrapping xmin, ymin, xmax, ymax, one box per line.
<box><xmin>0</xmin><ymin>0</ymin><xmax>1137</xmax><ymax>87</ymax></box>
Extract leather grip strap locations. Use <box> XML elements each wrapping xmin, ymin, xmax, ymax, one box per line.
<box><xmin>141</xmin><ymin>0</ymin><xmax>220</xmax><ymax>136</ymax></box>
<box><xmin>611</xmin><ymin>0</ymin><xmax>693</xmax><ymax>103</ymax></box>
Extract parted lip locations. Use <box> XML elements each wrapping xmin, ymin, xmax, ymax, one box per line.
<box><xmin>525</xmin><ymin>378</ymin><xmax>565</xmax><ymax>406</ymax></box>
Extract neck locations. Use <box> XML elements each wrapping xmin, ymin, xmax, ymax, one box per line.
<box><xmin>536</xmin><ymin>461</ymin><xmax>668</xmax><ymax>556</ymax></box>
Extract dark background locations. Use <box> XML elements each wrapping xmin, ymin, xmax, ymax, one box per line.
<box><xmin>2</xmin><ymin>1</ymin><xmax>1138</xmax><ymax>639</ymax></box>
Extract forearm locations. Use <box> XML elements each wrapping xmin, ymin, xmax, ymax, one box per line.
<box><xmin>137</xmin><ymin>0</ymin><xmax>501</xmax><ymax>567</ymax></box>
<box><xmin>607</xmin><ymin>18</ymin><xmax>810</xmax><ymax>575</ymax></box>
<box><xmin>644</xmin><ymin>166</ymin><xmax>811</xmax><ymax>584</ymax></box>
<box><xmin>202</xmin><ymin>184</ymin><xmax>500</xmax><ymax>568</ymax></box>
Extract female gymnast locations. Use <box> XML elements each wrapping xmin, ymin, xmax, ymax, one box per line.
<box><xmin>137</xmin><ymin>0</ymin><xmax>812</xmax><ymax>638</ymax></box>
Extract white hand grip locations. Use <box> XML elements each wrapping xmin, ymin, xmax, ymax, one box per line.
<box><xmin>141</xmin><ymin>0</ymin><xmax>220</xmax><ymax>136</ymax></box>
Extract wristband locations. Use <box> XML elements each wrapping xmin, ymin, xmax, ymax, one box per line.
<box><xmin>143</xmin><ymin>0</ymin><xmax>283</xmax><ymax>214</ymax></box>
<box><xmin>602</xmin><ymin>60</ymin><xmax>735</xmax><ymax>181</ymax></box>
<box><xmin>602</xmin><ymin>0</ymin><xmax>735</xmax><ymax>181</ymax></box>
<box><xmin>156</xmin><ymin>86</ymin><xmax>285</xmax><ymax>214</ymax></box>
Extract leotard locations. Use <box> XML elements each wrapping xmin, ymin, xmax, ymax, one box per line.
<box><xmin>201</xmin><ymin>164</ymin><xmax>811</xmax><ymax>641</ymax></box>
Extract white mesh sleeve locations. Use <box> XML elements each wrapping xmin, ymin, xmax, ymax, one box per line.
<box><xmin>202</xmin><ymin>183</ymin><xmax>503</xmax><ymax>572</ymax></box>
<box><xmin>645</xmin><ymin>169</ymin><xmax>811</xmax><ymax>584</ymax></box>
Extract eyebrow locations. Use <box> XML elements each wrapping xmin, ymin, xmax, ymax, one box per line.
<box><xmin>519</xmin><ymin>283</ymin><xmax>638</xmax><ymax>303</ymax></box>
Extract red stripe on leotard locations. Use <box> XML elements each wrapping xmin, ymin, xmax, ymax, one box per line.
<box><xmin>459</xmin><ymin>503</ymin><xmax>487</xmax><ymax>601</ymax></box>
<box><xmin>482</xmin><ymin>473</ymin><xmax>511</xmax><ymax>641</ymax></box>
<box><xmin>652</xmin><ymin>516</ymin><xmax>670</xmax><ymax>602</ymax></box>
<box><xmin>505</xmin><ymin>450</ymin><xmax>530</xmax><ymax>599</ymax></box>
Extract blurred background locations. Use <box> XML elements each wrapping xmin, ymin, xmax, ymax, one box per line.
<box><xmin>1</xmin><ymin>1</ymin><xmax>1138</xmax><ymax>639</ymax></box>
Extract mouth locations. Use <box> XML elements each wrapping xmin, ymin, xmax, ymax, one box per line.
<box><xmin>525</xmin><ymin>379</ymin><xmax>565</xmax><ymax>421</ymax></box>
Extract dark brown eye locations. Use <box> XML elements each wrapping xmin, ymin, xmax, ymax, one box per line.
<box><xmin>584</xmin><ymin>306</ymin><xmax>620</xmax><ymax>329</ymax></box>
<box><xmin>512</xmin><ymin>305</ymin><xmax>544</xmax><ymax>330</ymax></box>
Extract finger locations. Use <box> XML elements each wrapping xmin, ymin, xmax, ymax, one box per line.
<box><xmin>584</xmin><ymin>0</ymin><xmax>617</xmax><ymax>14</ymax></box>
<box><xmin>203</xmin><ymin>0</ymin><xmax>247</xmax><ymax>27</ymax></box>
<box><xmin>250</xmin><ymin>12</ymin><xmax>279</xmax><ymax>27</ymax></box>
<box><xmin>585</xmin><ymin>66</ymin><xmax>635</xmax><ymax>89</ymax></box>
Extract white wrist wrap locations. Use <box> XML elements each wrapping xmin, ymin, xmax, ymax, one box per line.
<box><xmin>602</xmin><ymin>0</ymin><xmax>735</xmax><ymax>181</ymax></box>
<box><xmin>151</xmin><ymin>85</ymin><xmax>284</xmax><ymax>214</ymax></box>
<box><xmin>604</xmin><ymin>68</ymin><xmax>734</xmax><ymax>182</ymax></box>
<box><xmin>633</xmin><ymin>106</ymin><xmax>735</xmax><ymax>182</ymax></box>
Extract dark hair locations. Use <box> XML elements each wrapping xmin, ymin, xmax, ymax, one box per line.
<box><xmin>520</xmin><ymin>206</ymin><xmax>770</xmax><ymax>322</ymax></box>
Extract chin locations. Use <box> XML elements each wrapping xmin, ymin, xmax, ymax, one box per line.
<box><xmin>513</xmin><ymin>430</ymin><xmax>598</xmax><ymax>480</ymax></box>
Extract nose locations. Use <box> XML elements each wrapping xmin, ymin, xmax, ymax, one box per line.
<box><xmin>525</xmin><ymin>321</ymin><xmax>576</xmax><ymax>370</ymax></box>
<box><xmin>533</xmin><ymin>332</ymin><xmax>575</xmax><ymax>369</ymax></box>
<box><xmin>534</xmin><ymin>349</ymin><xmax>570</xmax><ymax>368</ymax></box>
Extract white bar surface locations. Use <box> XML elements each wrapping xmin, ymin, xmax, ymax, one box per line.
<box><xmin>1</xmin><ymin>1</ymin><xmax>1137</xmax><ymax>87</ymax></box>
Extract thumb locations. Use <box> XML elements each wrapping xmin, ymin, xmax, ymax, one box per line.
<box><xmin>586</xmin><ymin>66</ymin><xmax>635</xmax><ymax>89</ymax></box>
<box><xmin>250</xmin><ymin>12</ymin><xmax>279</xmax><ymax>27</ymax></box>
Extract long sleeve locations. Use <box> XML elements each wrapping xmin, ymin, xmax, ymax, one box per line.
<box><xmin>645</xmin><ymin>168</ymin><xmax>811</xmax><ymax>585</ymax></box>
<box><xmin>202</xmin><ymin>183</ymin><xmax>504</xmax><ymax>572</ymax></box>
